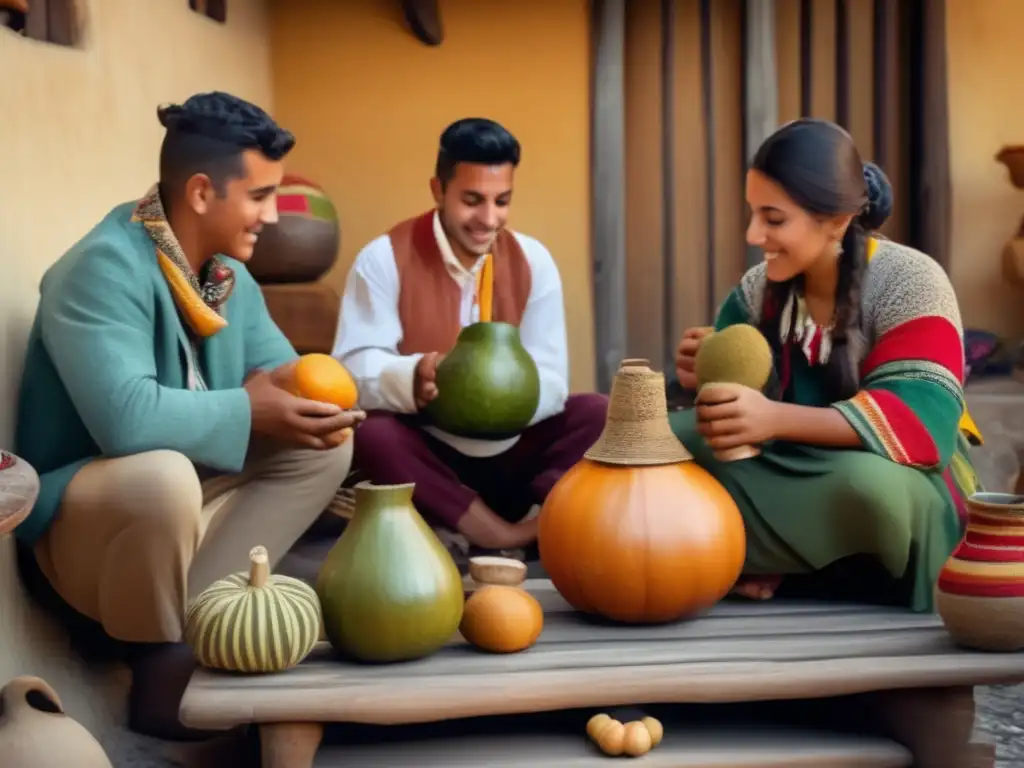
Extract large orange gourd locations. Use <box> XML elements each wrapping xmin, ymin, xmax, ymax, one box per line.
<box><xmin>538</xmin><ymin>359</ymin><xmax>746</xmax><ymax>624</ymax></box>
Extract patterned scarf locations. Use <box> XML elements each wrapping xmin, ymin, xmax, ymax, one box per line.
<box><xmin>131</xmin><ymin>185</ymin><xmax>235</xmax><ymax>338</ymax></box>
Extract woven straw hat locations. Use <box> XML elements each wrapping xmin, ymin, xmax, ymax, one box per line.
<box><xmin>585</xmin><ymin>359</ymin><xmax>692</xmax><ymax>466</ymax></box>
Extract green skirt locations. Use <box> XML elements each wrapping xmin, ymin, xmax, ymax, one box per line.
<box><xmin>669</xmin><ymin>409</ymin><xmax>963</xmax><ymax>613</ymax></box>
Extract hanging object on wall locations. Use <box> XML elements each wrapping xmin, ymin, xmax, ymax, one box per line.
<box><xmin>0</xmin><ymin>0</ymin><xmax>28</xmax><ymax>34</ymax></box>
<box><xmin>401</xmin><ymin>0</ymin><xmax>443</xmax><ymax>46</ymax></box>
<box><xmin>189</xmin><ymin>0</ymin><xmax>225</xmax><ymax>24</ymax></box>
<box><xmin>996</xmin><ymin>146</ymin><xmax>1024</xmax><ymax>287</ymax></box>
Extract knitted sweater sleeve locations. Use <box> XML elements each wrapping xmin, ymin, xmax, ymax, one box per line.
<box><xmin>832</xmin><ymin>242</ymin><xmax>968</xmax><ymax>471</ymax></box>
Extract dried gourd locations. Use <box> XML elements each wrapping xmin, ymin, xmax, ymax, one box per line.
<box><xmin>185</xmin><ymin>545</ymin><xmax>321</xmax><ymax>673</ymax></box>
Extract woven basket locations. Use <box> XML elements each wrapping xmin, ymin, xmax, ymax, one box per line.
<box><xmin>585</xmin><ymin>359</ymin><xmax>692</xmax><ymax>466</ymax></box>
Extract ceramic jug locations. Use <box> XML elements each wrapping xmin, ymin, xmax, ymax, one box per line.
<box><xmin>935</xmin><ymin>492</ymin><xmax>1024</xmax><ymax>651</ymax></box>
<box><xmin>0</xmin><ymin>676</ymin><xmax>113</xmax><ymax>767</ymax></box>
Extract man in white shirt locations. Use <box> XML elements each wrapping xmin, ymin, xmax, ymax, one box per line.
<box><xmin>332</xmin><ymin>117</ymin><xmax>607</xmax><ymax>554</ymax></box>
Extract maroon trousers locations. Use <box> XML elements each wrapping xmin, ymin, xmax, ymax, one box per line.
<box><xmin>353</xmin><ymin>394</ymin><xmax>608</xmax><ymax>530</ymax></box>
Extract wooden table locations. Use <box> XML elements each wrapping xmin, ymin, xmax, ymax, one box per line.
<box><xmin>180</xmin><ymin>580</ymin><xmax>1023</xmax><ymax>767</ymax></box>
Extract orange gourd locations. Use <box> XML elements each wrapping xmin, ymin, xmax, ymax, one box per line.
<box><xmin>538</xmin><ymin>359</ymin><xmax>746</xmax><ymax>624</ymax></box>
<box><xmin>459</xmin><ymin>557</ymin><xmax>544</xmax><ymax>653</ymax></box>
<box><xmin>286</xmin><ymin>353</ymin><xmax>359</xmax><ymax>410</ymax></box>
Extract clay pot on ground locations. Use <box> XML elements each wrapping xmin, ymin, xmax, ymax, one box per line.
<box><xmin>936</xmin><ymin>492</ymin><xmax>1024</xmax><ymax>651</ymax></box>
<box><xmin>0</xmin><ymin>676</ymin><xmax>113</xmax><ymax>767</ymax></box>
<box><xmin>424</xmin><ymin>321</ymin><xmax>541</xmax><ymax>440</ymax></box>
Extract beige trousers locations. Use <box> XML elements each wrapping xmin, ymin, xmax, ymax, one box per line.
<box><xmin>33</xmin><ymin>440</ymin><xmax>353</xmax><ymax>644</ymax></box>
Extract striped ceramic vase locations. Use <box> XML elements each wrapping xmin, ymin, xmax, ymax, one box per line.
<box><xmin>935</xmin><ymin>492</ymin><xmax>1024</xmax><ymax>651</ymax></box>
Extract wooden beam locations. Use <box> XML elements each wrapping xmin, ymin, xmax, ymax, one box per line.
<box><xmin>799</xmin><ymin>0</ymin><xmax>813</xmax><ymax>115</ymax></box>
<box><xmin>661</xmin><ymin>0</ymin><xmax>677</xmax><ymax>364</ymax></box>
<box><xmin>742</xmin><ymin>0</ymin><xmax>779</xmax><ymax>268</ymax></box>
<box><xmin>700</xmin><ymin>0</ymin><xmax>717</xmax><ymax>319</ymax></box>
<box><xmin>590</xmin><ymin>0</ymin><xmax>628</xmax><ymax>392</ymax></box>
<box><xmin>872</xmin><ymin>0</ymin><xmax>895</xmax><ymax>171</ymax></box>
<box><xmin>835</xmin><ymin>0</ymin><xmax>850</xmax><ymax>128</ymax></box>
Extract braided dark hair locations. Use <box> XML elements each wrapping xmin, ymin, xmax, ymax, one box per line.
<box><xmin>752</xmin><ymin>119</ymin><xmax>893</xmax><ymax>401</ymax></box>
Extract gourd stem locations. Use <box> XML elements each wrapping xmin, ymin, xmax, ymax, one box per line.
<box><xmin>249</xmin><ymin>545</ymin><xmax>270</xmax><ymax>589</ymax></box>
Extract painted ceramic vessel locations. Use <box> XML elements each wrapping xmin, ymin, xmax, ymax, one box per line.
<box><xmin>935</xmin><ymin>492</ymin><xmax>1024</xmax><ymax>651</ymax></box>
<box><xmin>0</xmin><ymin>451</ymin><xmax>38</xmax><ymax>536</ymax></box>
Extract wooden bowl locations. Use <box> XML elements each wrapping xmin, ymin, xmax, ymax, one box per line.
<box><xmin>468</xmin><ymin>556</ymin><xmax>527</xmax><ymax>587</ymax></box>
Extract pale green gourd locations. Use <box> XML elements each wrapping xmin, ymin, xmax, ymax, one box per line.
<box><xmin>316</xmin><ymin>481</ymin><xmax>465</xmax><ymax>662</ymax></box>
<box><xmin>184</xmin><ymin>545</ymin><xmax>321</xmax><ymax>673</ymax></box>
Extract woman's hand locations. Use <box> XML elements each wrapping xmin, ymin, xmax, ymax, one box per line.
<box><xmin>675</xmin><ymin>326</ymin><xmax>715</xmax><ymax>390</ymax></box>
<box><xmin>696</xmin><ymin>382</ymin><xmax>781</xmax><ymax>450</ymax></box>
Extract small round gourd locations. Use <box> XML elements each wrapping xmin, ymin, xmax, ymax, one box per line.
<box><xmin>460</xmin><ymin>557</ymin><xmax>544</xmax><ymax>654</ymax></box>
<box><xmin>184</xmin><ymin>545</ymin><xmax>322</xmax><ymax>673</ymax></box>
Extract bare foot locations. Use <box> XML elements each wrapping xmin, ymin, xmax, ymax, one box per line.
<box><xmin>730</xmin><ymin>575</ymin><xmax>783</xmax><ymax>601</ymax></box>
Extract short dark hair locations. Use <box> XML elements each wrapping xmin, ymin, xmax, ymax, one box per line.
<box><xmin>157</xmin><ymin>91</ymin><xmax>295</xmax><ymax>200</ymax></box>
<box><xmin>434</xmin><ymin>117</ymin><xmax>520</xmax><ymax>189</ymax></box>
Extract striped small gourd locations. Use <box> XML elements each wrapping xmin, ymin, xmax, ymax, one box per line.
<box><xmin>184</xmin><ymin>545</ymin><xmax>321</xmax><ymax>673</ymax></box>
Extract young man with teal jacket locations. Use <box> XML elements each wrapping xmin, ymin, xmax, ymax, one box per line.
<box><xmin>13</xmin><ymin>92</ymin><xmax>364</xmax><ymax>741</ymax></box>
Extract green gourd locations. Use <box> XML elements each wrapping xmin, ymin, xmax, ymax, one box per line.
<box><xmin>693</xmin><ymin>324</ymin><xmax>774</xmax><ymax>462</ymax></box>
<box><xmin>424</xmin><ymin>321</ymin><xmax>540</xmax><ymax>440</ymax></box>
<box><xmin>694</xmin><ymin>323</ymin><xmax>773</xmax><ymax>391</ymax></box>
<box><xmin>184</xmin><ymin>546</ymin><xmax>321</xmax><ymax>673</ymax></box>
<box><xmin>316</xmin><ymin>481</ymin><xmax>465</xmax><ymax>663</ymax></box>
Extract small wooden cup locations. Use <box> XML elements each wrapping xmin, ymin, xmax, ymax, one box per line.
<box><xmin>695</xmin><ymin>382</ymin><xmax>761</xmax><ymax>463</ymax></box>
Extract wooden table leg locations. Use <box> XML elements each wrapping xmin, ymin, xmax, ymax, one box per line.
<box><xmin>869</xmin><ymin>686</ymin><xmax>995</xmax><ymax>768</ymax></box>
<box><xmin>259</xmin><ymin>722</ymin><xmax>323</xmax><ymax>768</ymax></box>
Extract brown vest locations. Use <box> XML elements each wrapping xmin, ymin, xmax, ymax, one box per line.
<box><xmin>389</xmin><ymin>210</ymin><xmax>533</xmax><ymax>355</ymax></box>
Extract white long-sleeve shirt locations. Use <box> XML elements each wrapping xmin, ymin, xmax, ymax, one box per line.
<box><xmin>332</xmin><ymin>210</ymin><xmax>570</xmax><ymax>457</ymax></box>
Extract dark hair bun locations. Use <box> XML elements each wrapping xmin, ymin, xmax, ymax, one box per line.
<box><xmin>859</xmin><ymin>162</ymin><xmax>893</xmax><ymax>230</ymax></box>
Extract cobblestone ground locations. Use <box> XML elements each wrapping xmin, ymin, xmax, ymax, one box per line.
<box><xmin>976</xmin><ymin>685</ymin><xmax>1024</xmax><ymax>766</ymax></box>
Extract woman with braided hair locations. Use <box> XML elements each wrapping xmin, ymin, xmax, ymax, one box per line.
<box><xmin>671</xmin><ymin>118</ymin><xmax>980</xmax><ymax>613</ymax></box>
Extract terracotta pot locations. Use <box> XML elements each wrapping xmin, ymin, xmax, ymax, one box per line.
<box><xmin>0</xmin><ymin>676</ymin><xmax>113</xmax><ymax>767</ymax></box>
<box><xmin>935</xmin><ymin>492</ymin><xmax>1024</xmax><ymax>651</ymax></box>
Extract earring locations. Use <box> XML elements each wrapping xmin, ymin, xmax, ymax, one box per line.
<box><xmin>833</xmin><ymin>240</ymin><xmax>844</xmax><ymax>258</ymax></box>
